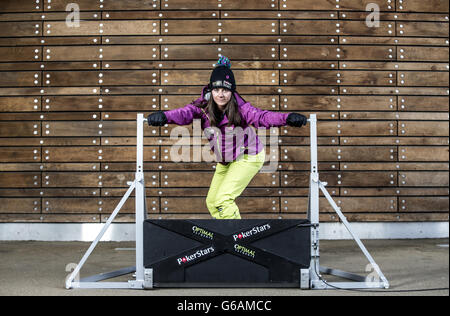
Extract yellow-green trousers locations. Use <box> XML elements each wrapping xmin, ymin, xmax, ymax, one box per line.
<box><xmin>206</xmin><ymin>150</ymin><xmax>265</xmax><ymax>219</ymax></box>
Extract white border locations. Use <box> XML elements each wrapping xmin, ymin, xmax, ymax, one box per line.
<box><xmin>0</xmin><ymin>222</ymin><xmax>448</xmax><ymax>241</ymax></box>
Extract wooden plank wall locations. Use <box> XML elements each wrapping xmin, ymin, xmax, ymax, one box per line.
<box><xmin>0</xmin><ymin>0</ymin><xmax>448</xmax><ymax>224</ymax></box>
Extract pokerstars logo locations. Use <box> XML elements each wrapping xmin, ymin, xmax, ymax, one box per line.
<box><xmin>176</xmin><ymin>246</ymin><xmax>215</xmax><ymax>266</ymax></box>
<box><xmin>232</xmin><ymin>223</ymin><xmax>271</xmax><ymax>242</ymax></box>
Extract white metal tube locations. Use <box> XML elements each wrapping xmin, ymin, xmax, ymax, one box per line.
<box><xmin>307</xmin><ymin>114</ymin><xmax>321</xmax><ymax>286</ymax></box>
<box><xmin>66</xmin><ymin>182</ymin><xmax>136</xmax><ymax>289</ymax></box>
<box><xmin>135</xmin><ymin>114</ymin><xmax>146</xmax><ymax>285</ymax></box>
<box><xmin>308</xmin><ymin>114</ymin><xmax>319</xmax><ymax>225</ymax></box>
<box><xmin>319</xmin><ymin>182</ymin><xmax>390</xmax><ymax>288</ymax></box>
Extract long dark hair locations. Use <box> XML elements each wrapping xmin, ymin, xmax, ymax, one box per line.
<box><xmin>195</xmin><ymin>94</ymin><xmax>242</xmax><ymax>127</ymax></box>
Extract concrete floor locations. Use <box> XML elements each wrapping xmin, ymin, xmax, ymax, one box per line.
<box><xmin>0</xmin><ymin>239</ymin><xmax>448</xmax><ymax>296</ymax></box>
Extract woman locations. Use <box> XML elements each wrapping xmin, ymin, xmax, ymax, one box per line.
<box><xmin>148</xmin><ymin>57</ymin><xmax>307</xmax><ymax>219</ymax></box>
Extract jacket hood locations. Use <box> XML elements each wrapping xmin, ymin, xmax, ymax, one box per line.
<box><xmin>200</xmin><ymin>85</ymin><xmax>209</xmax><ymax>99</ymax></box>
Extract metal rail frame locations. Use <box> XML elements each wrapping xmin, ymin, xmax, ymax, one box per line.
<box><xmin>65</xmin><ymin>114</ymin><xmax>149</xmax><ymax>289</ymax></box>
<box><xmin>307</xmin><ymin>114</ymin><xmax>389</xmax><ymax>290</ymax></box>
<box><xmin>65</xmin><ymin>113</ymin><xmax>389</xmax><ymax>290</ymax></box>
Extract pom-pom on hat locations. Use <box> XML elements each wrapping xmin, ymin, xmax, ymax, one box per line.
<box><xmin>209</xmin><ymin>56</ymin><xmax>236</xmax><ymax>91</ymax></box>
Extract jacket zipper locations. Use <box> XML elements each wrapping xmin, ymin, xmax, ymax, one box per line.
<box><xmin>200</xmin><ymin>108</ymin><xmax>223</xmax><ymax>160</ymax></box>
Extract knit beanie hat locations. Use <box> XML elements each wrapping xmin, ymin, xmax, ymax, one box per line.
<box><xmin>209</xmin><ymin>56</ymin><xmax>236</xmax><ymax>91</ymax></box>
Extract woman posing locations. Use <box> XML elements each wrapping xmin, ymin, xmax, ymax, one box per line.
<box><xmin>148</xmin><ymin>57</ymin><xmax>307</xmax><ymax>219</ymax></box>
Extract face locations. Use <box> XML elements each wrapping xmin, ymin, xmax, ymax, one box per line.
<box><xmin>212</xmin><ymin>88</ymin><xmax>232</xmax><ymax>110</ymax></box>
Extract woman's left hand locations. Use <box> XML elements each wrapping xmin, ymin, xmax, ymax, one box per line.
<box><xmin>147</xmin><ymin>111</ymin><xmax>168</xmax><ymax>126</ymax></box>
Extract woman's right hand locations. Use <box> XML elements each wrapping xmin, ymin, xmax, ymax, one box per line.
<box><xmin>286</xmin><ymin>113</ymin><xmax>308</xmax><ymax>127</ymax></box>
<box><xmin>147</xmin><ymin>111</ymin><xmax>168</xmax><ymax>126</ymax></box>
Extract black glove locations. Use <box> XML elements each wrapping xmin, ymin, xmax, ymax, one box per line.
<box><xmin>287</xmin><ymin>113</ymin><xmax>308</xmax><ymax>127</ymax></box>
<box><xmin>147</xmin><ymin>111</ymin><xmax>168</xmax><ymax>126</ymax></box>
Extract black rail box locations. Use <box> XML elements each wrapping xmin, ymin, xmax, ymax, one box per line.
<box><xmin>143</xmin><ymin>219</ymin><xmax>311</xmax><ymax>288</ymax></box>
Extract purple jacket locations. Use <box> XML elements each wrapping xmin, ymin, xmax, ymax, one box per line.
<box><xmin>164</xmin><ymin>86</ymin><xmax>290</xmax><ymax>163</ymax></box>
